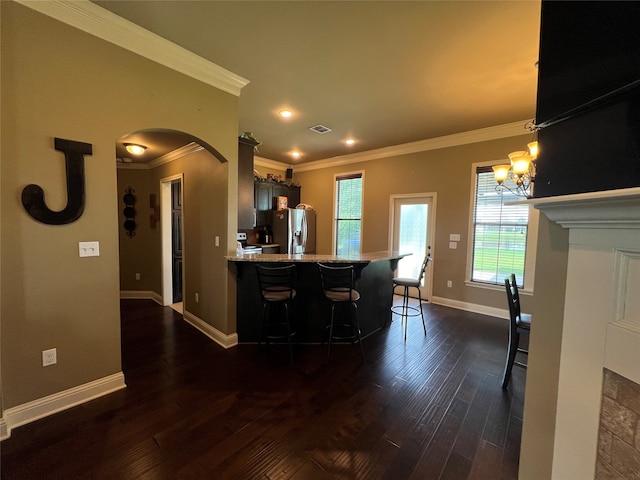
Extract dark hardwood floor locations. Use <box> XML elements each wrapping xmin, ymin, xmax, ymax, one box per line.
<box><xmin>1</xmin><ymin>297</ymin><xmax>526</xmax><ymax>479</ymax></box>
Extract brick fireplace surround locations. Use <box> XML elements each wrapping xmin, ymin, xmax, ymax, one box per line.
<box><xmin>524</xmin><ymin>187</ymin><xmax>640</xmax><ymax>479</ymax></box>
<box><xmin>597</xmin><ymin>369</ymin><xmax>640</xmax><ymax>479</ymax></box>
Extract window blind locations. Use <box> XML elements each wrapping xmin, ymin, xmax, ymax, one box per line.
<box><xmin>335</xmin><ymin>174</ymin><xmax>362</xmax><ymax>255</ymax></box>
<box><xmin>471</xmin><ymin>167</ymin><xmax>529</xmax><ymax>286</ymax></box>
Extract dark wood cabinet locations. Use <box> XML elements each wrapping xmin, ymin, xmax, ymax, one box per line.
<box><xmin>254</xmin><ymin>181</ymin><xmax>301</xmax><ymax>227</ymax></box>
<box><xmin>238</xmin><ymin>137</ymin><xmax>258</xmax><ymax>229</ymax></box>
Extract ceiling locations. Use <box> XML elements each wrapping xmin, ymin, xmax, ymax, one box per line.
<box><xmin>100</xmin><ymin>0</ymin><xmax>542</xmax><ymax>166</ymax></box>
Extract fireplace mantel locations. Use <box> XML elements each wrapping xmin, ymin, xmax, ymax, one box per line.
<box><xmin>522</xmin><ymin>186</ymin><xmax>640</xmax><ymax>229</ymax></box>
<box><xmin>519</xmin><ymin>187</ymin><xmax>640</xmax><ymax>479</ymax></box>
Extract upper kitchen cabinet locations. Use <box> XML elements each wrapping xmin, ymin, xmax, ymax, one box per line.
<box><xmin>254</xmin><ymin>180</ymin><xmax>300</xmax><ymax>227</ymax></box>
<box><xmin>238</xmin><ymin>136</ymin><xmax>259</xmax><ymax>229</ymax></box>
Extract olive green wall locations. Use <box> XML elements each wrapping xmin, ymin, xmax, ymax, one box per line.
<box><xmin>1</xmin><ymin>2</ymin><xmax>237</xmax><ymax>410</ymax></box>
<box><xmin>118</xmin><ymin>149</ymin><xmax>231</xmax><ymax>331</ymax></box>
<box><xmin>117</xmin><ymin>169</ymin><xmax>158</xmax><ymax>293</ymax></box>
<box><xmin>294</xmin><ymin>135</ymin><xmax>538</xmax><ymax>312</ymax></box>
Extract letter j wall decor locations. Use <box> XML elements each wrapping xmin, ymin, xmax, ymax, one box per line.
<box><xmin>21</xmin><ymin>138</ymin><xmax>92</xmax><ymax>225</ymax></box>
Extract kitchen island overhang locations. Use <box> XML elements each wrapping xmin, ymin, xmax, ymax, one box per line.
<box><xmin>227</xmin><ymin>251</ymin><xmax>409</xmax><ymax>343</ymax></box>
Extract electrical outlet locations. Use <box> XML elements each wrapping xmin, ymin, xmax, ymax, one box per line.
<box><xmin>449</xmin><ymin>242</ymin><xmax>458</xmax><ymax>249</ymax></box>
<box><xmin>42</xmin><ymin>348</ymin><xmax>57</xmax><ymax>366</ymax></box>
<box><xmin>135</xmin><ymin>273</ymin><xmax>140</xmax><ymax>280</ymax></box>
<box><xmin>195</xmin><ymin>292</ymin><xmax>199</xmax><ymax>303</ymax></box>
<box><xmin>447</xmin><ymin>280</ymin><xmax>453</xmax><ymax>288</ymax></box>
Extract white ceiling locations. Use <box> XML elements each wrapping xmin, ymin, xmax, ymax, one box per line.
<box><xmin>97</xmin><ymin>0</ymin><xmax>541</xmax><ymax>165</ymax></box>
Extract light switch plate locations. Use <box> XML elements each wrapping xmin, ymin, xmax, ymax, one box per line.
<box><xmin>449</xmin><ymin>233</ymin><xmax>461</xmax><ymax>241</ymax></box>
<box><xmin>79</xmin><ymin>241</ymin><xmax>100</xmax><ymax>257</ymax></box>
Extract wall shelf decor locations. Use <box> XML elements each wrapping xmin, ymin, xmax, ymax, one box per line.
<box><xmin>123</xmin><ymin>186</ymin><xmax>136</xmax><ymax>237</ymax></box>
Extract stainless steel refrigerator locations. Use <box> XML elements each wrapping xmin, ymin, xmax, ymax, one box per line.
<box><xmin>270</xmin><ymin>208</ymin><xmax>316</xmax><ymax>254</ymax></box>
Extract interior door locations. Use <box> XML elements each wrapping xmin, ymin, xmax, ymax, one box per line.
<box><xmin>171</xmin><ymin>180</ymin><xmax>183</xmax><ymax>303</ymax></box>
<box><xmin>390</xmin><ymin>194</ymin><xmax>435</xmax><ymax>298</ymax></box>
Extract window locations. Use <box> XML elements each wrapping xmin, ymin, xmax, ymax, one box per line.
<box><xmin>469</xmin><ymin>165</ymin><xmax>533</xmax><ymax>288</ymax></box>
<box><xmin>334</xmin><ymin>172</ymin><xmax>363</xmax><ymax>255</ymax></box>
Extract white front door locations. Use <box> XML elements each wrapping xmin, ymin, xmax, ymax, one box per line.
<box><xmin>390</xmin><ymin>194</ymin><xmax>436</xmax><ymax>298</ymax></box>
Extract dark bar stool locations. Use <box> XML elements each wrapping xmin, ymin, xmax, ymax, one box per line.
<box><xmin>255</xmin><ymin>264</ymin><xmax>297</xmax><ymax>364</ymax></box>
<box><xmin>391</xmin><ymin>256</ymin><xmax>432</xmax><ymax>342</ymax></box>
<box><xmin>318</xmin><ymin>263</ymin><xmax>365</xmax><ymax>364</ymax></box>
<box><xmin>502</xmin><ymin>273</ymin><xmax>531</xmax><ymax>389</ymax></box>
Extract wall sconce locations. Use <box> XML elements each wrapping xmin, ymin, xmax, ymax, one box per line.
<box><xmin>124</xmin><ymin>143</ymin><xmax>146</xmax><ymax>155</ymax></box>
<box><xmin>493</xmin><ymin>120</ymin><xmax>538</xmax><ymax>197</ymax></box>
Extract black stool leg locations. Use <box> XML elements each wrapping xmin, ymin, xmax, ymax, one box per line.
<box><xmin>352</xmin><ymin>302</ymin><xmax>365</xmax><ymax>363</ymax></box>
<box><xmin>259</xmin><ymin>302</ymin><xmax>268</xmax><ymax>350</ymax></box>
<box><xmin>327</xmin><ymin>304</ymin><xmax>336</xmax><ymax>364</ymax></box>
<box><xmin>502</xmin><ymin>330</ymin><xmax>519</xmax><ymax>389</ymax></box>
<box><xmin>403</xmin><ymin>286</ymin><xmax>410</xmax><ymax>342</ymax></box>
<box><xmin>417</xmin><ymin>288</ymin><xmax>426</xmax><ymax>336</ymax></box>
<box><xmin>284</xmin><ymin>302</ymin><xmax>293</xmax><ymax>364</ymax></box>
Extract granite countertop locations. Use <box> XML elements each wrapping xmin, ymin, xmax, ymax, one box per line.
<box><xmin>226</xmin><ymin>250</ymin><xmax>409</xmax><ymax>263</ymax></box>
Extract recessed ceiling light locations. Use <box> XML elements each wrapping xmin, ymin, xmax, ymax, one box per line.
<box><xmin>345</xmin><ymin>138</ymin><xmax>356</xmax><ymax>146</ymax></box>
<box><xmin>279</xmin><ymin>110</ymin><xmax>293</xmax><ymax>118</ymax></box>
<box><xmin>124</xmin><ymin>143</ymin><xmax>146</xmax><ymax>155</ymax></box>
<box><xmin>291</xmin><ymin>151</ymin><xmax>301</xmax><ymax>158</ymax></box>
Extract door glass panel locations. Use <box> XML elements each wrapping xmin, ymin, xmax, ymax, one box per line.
<box><xmin>397</xmin><ymin>203</ymin><xmax>428</xmax><ymax>279</ymax></box>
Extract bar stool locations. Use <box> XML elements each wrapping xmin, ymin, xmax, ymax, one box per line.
<box><xmin>318</xmin><ymin>263</ymin><xmax>365</xmax><ymax>363</ymax></box>
<box><xmin>391</xmin><ymin>256</ymin><xmax>432</xmax><ymax>342</ymax></box>
<box><xmin>255</xmin><ymin>264</ymin><xmax>297</xmax><ymax>363</ymax></box>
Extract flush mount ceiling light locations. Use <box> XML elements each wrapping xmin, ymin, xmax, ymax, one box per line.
<box><xmin>124</xmin><ymin>143</ymin><xmax>146</xmax><ymax>155</ymax></box>
<box><xmin>492</xmin><ymin>120</ymin><xmax>539</xmax><ymax>197</ymax></box>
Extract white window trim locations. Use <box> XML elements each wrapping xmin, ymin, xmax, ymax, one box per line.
<box><xmin>332</xmin><ymin>170</ymin><xmax>365</xmax><ymax>255</ymax></box>
<box><xmin>464</xmin><ymin>160</ymin><xmax>538</xmax><ymax>294</ymax></box>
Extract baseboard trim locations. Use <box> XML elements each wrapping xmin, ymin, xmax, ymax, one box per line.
<box><xmin>431</xmin><ymin>296</ymin><xmax>508</xmax><ymax>320</ymax></box>
<box><xmin>1</xmin><ymin>372</ymin><xmax>126</xmax><ymax>440</ymax></box>
<box><xmin>0</xmin><ymin>418</ymin><xmax>8</xmax><ymax>440</ymax></box>
<box><xmin>183</xmin><ymin>310</ymin><xmax>238</xmax><ymax>349</ymax></box>
<box><xmin>120</xmin><ymin>290</ymin><xmax>162</xmax><ymax>304</ymax></box>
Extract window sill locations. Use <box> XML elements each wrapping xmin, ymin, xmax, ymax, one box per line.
<box><xmin>464</xmin><ymin>280</ymin><xmax>533</xmax><ymax>296</ymax></box>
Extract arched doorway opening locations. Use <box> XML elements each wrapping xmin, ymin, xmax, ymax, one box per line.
<box><xmin>115</xmin><ymin>128</ymin><xmax>228</xmax><ymax>309</ymax></box>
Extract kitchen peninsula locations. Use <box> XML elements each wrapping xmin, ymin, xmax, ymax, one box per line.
<box><xmin>228</xmin><ymin>251</ymin><xmax>408</xmax><ymax>343</ymax></box>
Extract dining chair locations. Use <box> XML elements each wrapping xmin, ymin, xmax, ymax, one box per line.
<box><xmin>391</xmin><ymin>255</ymin><xmax>432</xmax><ymax>342</ymax></box>
<box><xmin>502</xmin><ymin>273</ymin><xmax>531</xmax><ymax>389</ymax></box>
<box><xmin>318</xmin><ymin>263</ymin><xmax>365</xmax><ymax>364</ymax></box>
<box><xmin>255</xmin><ymin>264</ymin><xmax>297</xmax><ymax>364</ymax></box>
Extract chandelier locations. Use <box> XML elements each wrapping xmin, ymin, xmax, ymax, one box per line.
<box><xmin>492</xmin><ymin>121</ymin><xmax>538</xmax><ymax>197</ymax></box>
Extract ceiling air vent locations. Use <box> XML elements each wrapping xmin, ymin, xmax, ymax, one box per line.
<box><xmin>309</xmin><ymin>124</ymin><xmax>332</xmax><ymax>134</ymax></box>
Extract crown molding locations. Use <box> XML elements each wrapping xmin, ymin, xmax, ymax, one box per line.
<box><xmin>254</xmin><ymin>156</ymin><xmax>291</xmax><ymax>172</ymax></box>
<box><xmin>148</xmin><ymin>143</ymin><xmax>203</xmax><ymax>169</ymax></box>
<box><xmin>15</xmin><ymin>0</ymin><xmax>249</xmax><ymax>96</ymax></box>
<box><xmin>293</xmin><ymin>120</ymin><xmax>531</xmax><ymax>173</ymax></box>
<box><xmin>117</xmin><ymin>142</ymin><xmax>203</xmax><ymax>170</ymax></box>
